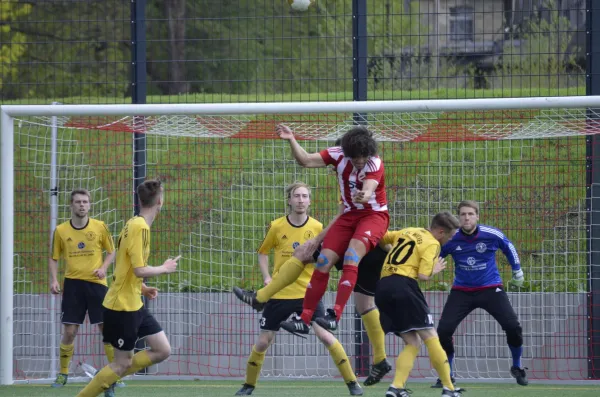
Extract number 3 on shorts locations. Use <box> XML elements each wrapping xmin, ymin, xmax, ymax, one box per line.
<box><xmin>260</xmin><ymin>317</ymin><xmax>266</xmax><ymax>327</ymax></box>
<box><xmin>118</xmin><ymin>338</ymin><xmax>124</xmax><ymax>348</ymax></box>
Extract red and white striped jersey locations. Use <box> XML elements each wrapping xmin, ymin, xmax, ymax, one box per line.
<box><xmin>320</xmin><ymin>146</ymin><xmax>387</xmax><ymax>213</ymax></box>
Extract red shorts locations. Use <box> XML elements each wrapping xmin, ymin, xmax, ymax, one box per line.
<box><xmin>321</xmin><ymin>210</ymin><xmax>389</xmax><ymax>259</ymax></box>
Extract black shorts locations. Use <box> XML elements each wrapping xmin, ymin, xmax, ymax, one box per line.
<box><xmin>320</xmin><ymin>245</ymin><xmax>387</xmax><ymax>297</ymax></box>
<box><xmin>102</xmin><ymin>306</ymin><xmax>163</xmax><ymax>351</ymax></box>
<box><xmin>61</xmin><ymin>278</ymin><xmax>108</xmax><ymax>325</ymax></box>
<box><xmin>375</xmin><ymin>275</ymin><xmax>434</xmax><ymax>335</ymax></box>
<box><xmin>260</xmin><ymin>299</ymin><xmax>326</xmax><ymax>331</ymax></box>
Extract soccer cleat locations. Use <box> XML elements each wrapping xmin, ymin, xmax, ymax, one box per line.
<box><xmin>50</xmin><ymin>373</ymin><xmax>68</xmax><ymax>388</ymax></box>
<box><xmin>233</xmin><ymin>287</ymin><xmax>265</xmax><ymax>312</ymax></box>
<box><xmin>279</xmin><ymin>315</ymin><xmax>310</xmax><ymax>338</ymax></box>
<box><xmin>314</xmin><ymin>308</ymin><xmax>338</xmax><ymax>332</ymax></box>
<box><xmin>103</xmin><ymin>383</ymin><xmax>116</xmax><ymax>397</ymax></box>
<box><xmin>115</xmin><ymin>379</ymin><xmax>126</xmax><ymax>388</ymax></box>
<box><xmin>346</xmin><ymin>381</ymin><xmax>363</xmax><ymax>396</ymax></box>
<box><xmin>441</xmin><ymin>387</ymin><xmax>465</xmax><ymax>397</ymax></box>
<box><xmin>363</xmin><ymin>358</ymin><xmax>392</xmax><ymax>386</ymax></box>
<box><xmin>235</xmin><ymin>383</ymin><xmax>255</xmax><ymax>395</ymax></box>
<box><xmin>385</xmin><ymin>386</ymin><xmax>412</xmax><ymax>397</ymax></box>
<box><xmin>431</xmin><ymin>376</ymin><xmax>456</xmax><ymax>388</ymax></box>
<box><xmin>510</xmin><ymin>366</ymin><xmax>529</xmax><ymax>386</ymax></box>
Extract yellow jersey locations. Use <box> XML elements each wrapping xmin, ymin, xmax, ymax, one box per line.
<box><xmin>51</xmin><ymin>218</ymin><xmax>115</xmax><ymax>286</ymax></box>
<box><xmin>258</xmin><ymin>215</ymin><xmax>323</xmax><ymax>299</ymax></box>
<box><xmin>103</xmin><ymin>216</ymin><xmax>150</xmax><ymax>312</ymax></box>
<box><xmin>380</xmin><ymin>228</ymin><xmax>440</xmax><ymax>280</ymax></box>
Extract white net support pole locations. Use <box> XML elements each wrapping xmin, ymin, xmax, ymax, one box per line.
<box><xmin>1</xmin><ymin>109</ymin><xmax>15</xmax><ymax>385</ymax></box>
<box><xmin>48</xmin><ymin>102</ymin><xmax>61</xmax><ymax>380</ymax></box>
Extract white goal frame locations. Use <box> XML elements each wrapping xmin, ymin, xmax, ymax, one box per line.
<box><xmin>2</xmin><ymin>95</ymin><xmax>600</xmax><ymax>385</ymax></box>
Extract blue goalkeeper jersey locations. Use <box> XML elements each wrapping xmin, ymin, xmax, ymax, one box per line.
<box><xmin>440</xmin><ymin>224</ymin><xmax>521</xmax><ymax>290</ymax></box>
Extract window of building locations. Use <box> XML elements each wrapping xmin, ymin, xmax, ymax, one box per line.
<box><xmin>449</xmin><ymin>6</ymin><xmax>474</xmax><ymax>41</ymax></box>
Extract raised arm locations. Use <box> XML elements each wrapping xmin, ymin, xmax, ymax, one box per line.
<box><xmin>276</xmin><ymin>124</ymin><xmax>326</xmax><ymax>168</ymax></box>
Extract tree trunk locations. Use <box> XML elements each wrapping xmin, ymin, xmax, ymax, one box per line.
<box><xmin>165</xmin><ymin>0</ymin><xmax>190</xmax><ymax>94</ymax></box>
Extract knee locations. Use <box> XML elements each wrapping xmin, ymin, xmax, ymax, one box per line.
<box><xmin>62</xmin><ymin>328</ymin><xmax>78</xmax><ymax>343</ymax></box>
<box><xmin>436</xmin><ymin>326</ymin><xmax>454</xmax><ymax>353</ymax></box>
<box><xmin>155</xmin><ymin>343</ymin><xmax>172</xmax><ymax>362</ymax></box>
<box><xmin>505</xmin><ymin>324</ymin><xmax>523</xmax><ymax>347</ymax></box>
<box><xmin>343</xmin><ymin>247</ymin><xmax>360</xmax><ymax>265</ymax></box>
<box><xmin>355</xmin><ymin>294</ymin><xmax>375</xmax><ymax>316</ymax></box>
<box><xmin>316</xmin><ymin>253</ymin><xmax>330</xmax><ymax>269</ymax></box>
<box><xmin>113</xmin><ymin>356</ymin><xmax>133</xmax><ymax>374</ymax></box>
<box><xmin>255</xmin><ymin>334</ymin><xmax>273</xmax><ymax>352</ymax></box>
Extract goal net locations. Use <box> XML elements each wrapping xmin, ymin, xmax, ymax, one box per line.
<box><xmin>1</xmin><ymin>97</ymin><xmax>599</xmax><ymax>384</ymax></box>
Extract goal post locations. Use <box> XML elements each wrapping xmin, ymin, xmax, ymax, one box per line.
<box><xmin>2</xmin><ymin>96</ymin><xmax>600</xmax><ymax>385</ymax></box>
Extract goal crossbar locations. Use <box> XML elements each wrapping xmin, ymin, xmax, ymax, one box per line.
<box><xmin>3</xmin><ymin>96</ymin><xmax>600</xmax><ymax>117</ymax></box>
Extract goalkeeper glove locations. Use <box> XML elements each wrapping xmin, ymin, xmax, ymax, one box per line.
<box><xmin>512</xmin><ymin>269</ymin><xmax>524</xmax><ymax>287</ymax></box>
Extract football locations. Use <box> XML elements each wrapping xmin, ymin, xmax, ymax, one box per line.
<box><xmin>288</xmin><ymin>0</ymin><xmax>314</xmax><ymax>12</ymax></box>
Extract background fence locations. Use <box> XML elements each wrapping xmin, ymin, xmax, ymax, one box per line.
<box><xmin>2</xmin><ymin>0</ymin><xmax>600</xmax><ymax>382</ymax></box>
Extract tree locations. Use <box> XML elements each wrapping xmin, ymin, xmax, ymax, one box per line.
<box><xmin>0</xmin><ymin>2</ymin><xmax>32</xmax><ymax>93</ymax></box>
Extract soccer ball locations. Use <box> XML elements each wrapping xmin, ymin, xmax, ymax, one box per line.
<box><xmin>288</xmin><ymin>0</ymin><xmax>313</xmax><ymax>12</ymax></box>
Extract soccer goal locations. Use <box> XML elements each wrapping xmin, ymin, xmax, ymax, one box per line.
<box><xmin>1</xmin><ymin>97</ymin><xmax>600</xmax><ymax>385</ymax></box>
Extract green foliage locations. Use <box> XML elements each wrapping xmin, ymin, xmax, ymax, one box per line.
<box><xmin>3</xmin><ymin>1</ymin><xmax>130</xmax><ymax>100</ymax></box>
<box><xmin>0</xmin><ymin>2</ymin><xmax>32</xmax><ymax>90</ymax></box>
<box><xmin>498</xmin><ymin>0</ymin><xmax>583</xmax><ymax>89</ymax></box>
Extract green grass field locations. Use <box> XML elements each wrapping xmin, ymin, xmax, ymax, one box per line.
<box><xmin>1</xmin><ymin>380</ymin><xmax>599</xmax><ymax>397</ymax></box>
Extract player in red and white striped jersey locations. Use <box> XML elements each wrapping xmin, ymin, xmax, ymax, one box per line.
<box><xmin>276</xmin><ymin>124</ymin><xmax>389</xmax><ymax>334</ymax></box>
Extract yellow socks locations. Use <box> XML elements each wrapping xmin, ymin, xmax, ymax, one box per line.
<box><xmin>122</xmin><ymin>350</ymin><xmax>154</xmax><ymax>377</ymax></box>
<box><xmin>327</xmin><ymin>340</ymin><xmax>356</xmax><ymax>383</ymax></box>
<box><xmin>392</xmin><ymin>344</ymin><xmax>419</xmax><ymax>389</ymax></box>
<box><xmin>59</xmin><ymin>343</ymin><xmax>74</xmax><ymax>374</ymax></box>
<box><xmin>424</xmin><ymin>337</ymin><xmax>454</xmax><ymax>391</ymax></box>
<box><xmin>361</xmin><ymin>308</ymin><xmax>387</xmax><ymax>363</ymax></box>
<box><xmin>103</xmin><ymin>343</ymin><xmax>115</xmax><ymax>363</ymax></box>
<box><xmin>256</xmin><ymin>257</ymin><xmax>304</xmax><ymax>302</ymax></box>
<box><xmin>245</xmin><ymin>346</ymin><xmax>266</xmax><ymax>386</ymax></box>
<box><xmin>75</xmin><ymin>365</ymin><xmax>119</xmax><ymax>396</ymax></box>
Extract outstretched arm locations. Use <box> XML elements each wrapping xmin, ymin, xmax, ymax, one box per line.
<box><xmin>276</xmin><ymin>124</ymin><xmax>326</xmax><ymax>168</ymax></box>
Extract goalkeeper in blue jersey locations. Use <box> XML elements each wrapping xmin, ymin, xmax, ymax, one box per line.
<box><xmin>432</xmin><ymin>200</ymin><xmax>528</xmax><ymax>388</ymax></box>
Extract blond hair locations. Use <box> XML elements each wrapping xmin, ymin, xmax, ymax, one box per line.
<box><xmin>430</xmin><ymin>211</ymin><xmax>460</xmax><ymax>231</ymax></box>
<box><xmin>285</xmin><ymin>181</ymin><xmax>311</xmax><ymax>200</ymax></box>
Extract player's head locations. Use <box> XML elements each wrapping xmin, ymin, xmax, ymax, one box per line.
<box><xmin>137</xmin><ymin>179</ymin><xmax>163</xmax><ymax>211</ymax></box>
<box><xmin>70</xmin><ymin>189</ymin><xmax>91</xmax><ymax>219</ymax></box>
<box><xmin>457</xmin><ymin>200</ymin><xmax>480</xmax><ymax>233</ymax></box>
<box><xmin>285</xmin><ymin>182</ymin><xmax>311</xmax><ymax>215</ymax></box>
<box><xmin>429</xmin><ymin>211</ymin><xmax>460</xmax><ymax>245</ymax></box>
<box><xmin>340</xmin><ymin>126</ymin><xmax>378</xmax><ymax>170</ymax></box>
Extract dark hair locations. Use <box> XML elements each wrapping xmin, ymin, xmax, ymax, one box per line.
<box><xmin>334</xmin><ymin>137</ymin><xmax>342</xmax><ymax>146</ymax></box>
<box><xmin>457</xmin><ymin>200</ymin><xmax>479</xmax><ymax>215</ymax></box>
<box><xmin>137</xmin><ymin>179</ymin><xmax>163</xmax><ymax>208</ymax></box>
<box><xmin>340</xmin><ymin>126</ymin><xmax>378</xmax><ymax>158</ymax></box>
<box><xmin>430</xmin><ymin>211</ymin><xmax>460</xmax><ymax>231</ymax></box>
<box><xmin>70</xmin><ymin>189</ymin><xmax>91</xmax><ymax>203</ymax></box>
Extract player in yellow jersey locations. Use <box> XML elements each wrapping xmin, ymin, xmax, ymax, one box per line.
<box><xmin>76</xmin><ymin>179</ymin><xmax>180</xmax><ymax>397</ymax></box>
<box><xmin>234</xmin><ymin>182</ymin><xmax>363</xmax><ymax>396</ymax></box>
<box><xmin>49</xmin><ymin>189</ymin><xmax>117</xmax><ymax>388</ymax></box>
<box><xmin>375</xmin><ymin>212</ymin><xmax>463</xmax><ymax>397</ymax></box>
